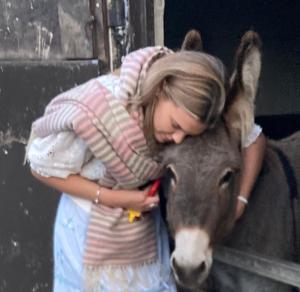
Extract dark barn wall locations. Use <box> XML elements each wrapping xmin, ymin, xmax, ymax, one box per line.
<box><xmin>0</xmin><ymin>2</ymin><xmax>102</xmax><ymax>291</ymax></box>
<box><xmin>0</xmin><ymin>61</ymin><xmax>100</xmax><ymax>292</ymax></box>
<box><xmin>164</xmin><ymin>0</ymin><xmax>300</xmax><ymax>138</ymax></box>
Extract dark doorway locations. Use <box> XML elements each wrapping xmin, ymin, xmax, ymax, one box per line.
<box><xmin>164</xmin><ymin>0</ymin><xmax>300</xmax><ymax>138</ymax></box>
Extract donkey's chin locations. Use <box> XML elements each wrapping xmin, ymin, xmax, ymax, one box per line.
<box><xmin>171</xmin><ymin>228</ymin><xmax>213</xmax><ymax>290</ymax></box>
<box><xmin>172</xmin><ymin>262</ymin><xmax>211</xmax><ymax>290</ymax></box>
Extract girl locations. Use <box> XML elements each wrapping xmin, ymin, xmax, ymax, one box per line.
<box><xmin>26</xmin><ymin>47</ymin><xmax>265</xmax><ymax>291</ymax></box>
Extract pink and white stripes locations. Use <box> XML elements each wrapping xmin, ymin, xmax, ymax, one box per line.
<box><xmin>31</xmin><ymin>46</ymin><xmax>172</xmax><ymax>268</ymax></box>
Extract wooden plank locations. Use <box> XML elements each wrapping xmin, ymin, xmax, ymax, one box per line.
<box><xmin>128</xmin><ymin>0</ymin><xmax>155</xmax><ymax>50</ymax></box>
<box><xmin>93</xmin><ymin>0</ymin><xmax>110</xmax><ymax>72</ymax></box>
<box><xmin>214</xmin><ymin>246</ymin><xmax>300</xmax><ymax>288</ymax></box>
<box><xmin>154</xmin><ymin>0</ymin><xmax>165</xmax><ymax>46</ymax></box>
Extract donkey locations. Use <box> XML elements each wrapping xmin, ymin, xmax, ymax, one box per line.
<box><xmin>160</xmin><ymin>30</ymin><xmax>300</xmax><ymax>291</ymax></box>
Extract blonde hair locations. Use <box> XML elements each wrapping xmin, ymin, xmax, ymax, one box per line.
<box><xmin>127</xmin><ymin>51</ymin><xmax>226</xmax><ymax>149</ymax></box>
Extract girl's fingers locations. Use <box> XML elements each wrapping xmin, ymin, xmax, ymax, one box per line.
<box><xmin>140</xmin><ymin>194</ymin><xmax>159</xmax><ymax>212</ymax></box>
<box><xmin>144</xmin><ymin>202</ymin><xmax>158</xmax><ymax>212</ymax></box>
<box><xmin>147</xmin><ymin>194</ymin><xmax>159</xmax><ymax>204</ymax></box>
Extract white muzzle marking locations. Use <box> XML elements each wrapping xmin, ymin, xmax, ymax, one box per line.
<box><xmin>171</xmin><ymin>228</ymin><xmax>212</xmax><ymax>285</ymax></box>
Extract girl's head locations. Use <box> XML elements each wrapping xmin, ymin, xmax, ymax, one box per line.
<box><xmin>131</xmin><ymin>50</ymin><xmax>226</xmax><ymax>149</ymax></box>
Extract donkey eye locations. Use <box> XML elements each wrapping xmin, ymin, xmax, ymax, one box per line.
<box><xmin>219</xmin><ymin>169</ymin><xmax>234</xmax><ymax>188</ymax></box>
<box><xmin>165</xmin><ymin>164</ymin><xmax>178</xmax><ymax>192</ymax></box>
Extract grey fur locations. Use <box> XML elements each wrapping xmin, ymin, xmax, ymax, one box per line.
<box><xmin>163</xmin><ymin>125</ymin><xmax>300</xmax><ymax>291</ymax></box>
<box><xmin>162</xmin><ymin>30</ymin><xmax>300</xmax><ymax>291</ymax></box>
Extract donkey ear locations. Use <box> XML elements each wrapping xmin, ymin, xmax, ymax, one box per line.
<box><xmin>181</xmin><ymin>29</ymin><xmax>203</xmax><ymax>51</ymax></box>
<box><xmin>230</xmin><ymin>31</ymin><xmax>262</xmax><ymax>103</ymax></box>
<box><xmin>225</xmin><ymin>31</ymin><xmax>262</xmax><ymax>147</ymax></box>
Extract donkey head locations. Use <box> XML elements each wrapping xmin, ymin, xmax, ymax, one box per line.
<box><xmin>161</xmin><ymin>30</ymin><xmax>262</xmax><ymax>290</ymax></box>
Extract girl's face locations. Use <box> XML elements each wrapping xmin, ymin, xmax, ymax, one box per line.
<box><xmin>153</xmin><ymin>96</ymin><xmax>207</xmax><ymax>144</ymax></box>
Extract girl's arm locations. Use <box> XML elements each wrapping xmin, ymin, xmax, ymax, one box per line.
<box><xmin>31</xmin><ymin>171</ymin><xmax>159</xmax><ymax>212</ymax></box>
<box><xmin>236</xmin><ymin>132</ymin><xmax>267</xmax><ymax>219</ymax></box>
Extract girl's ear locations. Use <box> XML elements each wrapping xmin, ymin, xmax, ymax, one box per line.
<box><xmin>181</xmin><ymin>29</ymin><xmax>203</xmax><ymax>52</ymax></box>
<box><xmin>155</xmin><ymin>84</ymin><xmax>163</xmax><ymax>100</ymax></box>
<box><xmin>224</xmin><ymin>31</ymin><xmax>262</xmax><ymax>146</ymax></box>
<box><xmin>156</xmin><ymin>80</ymin><xmax>168</xmax><ymax>100</ymax></box>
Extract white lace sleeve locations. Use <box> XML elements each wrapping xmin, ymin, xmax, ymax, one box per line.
<box><xmin>242</xmin><ymin>123</ymin><xmax>262</xmax><ymax>148</ymax></box>
<box><xmin>27</xmin><ymin>74</ymin><xmax>118</xmax><ymax>180</ymax></box>
<box><xmin>27</xmin><ymin>131</ymin><xmax>106</xmax><ymax>180</ymax></box>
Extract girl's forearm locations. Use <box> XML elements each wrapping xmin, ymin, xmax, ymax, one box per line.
<box><xmin>31</xmin><ymin>170</ymin><xmax>139</xmax><ymax>209</ymax></box>
<box><xmin>239</xmin><ymin>132</ymin><xmax>267</xmax><ymax>199</ymax></box>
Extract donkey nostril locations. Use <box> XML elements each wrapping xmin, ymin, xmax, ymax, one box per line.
<box><xmin>171</xmin><ymin>257</ymin><xmax>178</xmax><ymax>271</ymax></box>
<box><xmin>172</xmin><ymin>257</ymin><xmax>206</xmax><ymax>277</ymax></box>
<box><xmin>195</xmin><ymin>261</ymin><xmax>206</xmax><ymax>274</ymax></box>
<box><xmin>171</xmin><ymin>257</ymin><xmax>184</xmax><ymax>277</ymax></box>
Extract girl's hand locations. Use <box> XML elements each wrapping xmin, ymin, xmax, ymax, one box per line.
<box><xmin>235</xmin><ymin>201</ymin><xmax>246</xmax><ymax>220</ymax></box>
<box><xmin>118</xmin><ymin>187</ymin><xmax>160</xmax><ymax>212</ymax></box>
